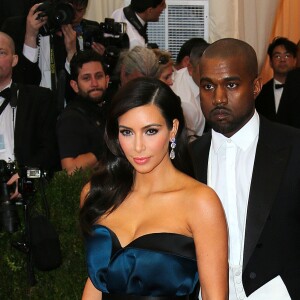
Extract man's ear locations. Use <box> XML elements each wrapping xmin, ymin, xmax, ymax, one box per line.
<box><xmin>12</xmin><ymin>54</ymin><xmax>18</xmax><ymax>68</ymax></box>
<box><xmin>181</xmin><ymin>55</ymin><xmax>190</xmax><ymax>68</ymax></box>
<box><xmin>187</xmin><ymin>62</ymin><xmax>193</xmax><ymax>76</ymax></box>
<box><xmin>253</xmin><ymin>77</ymin><xmax>262</xmax><ymax>99</ymax></box>
<box><xmin>70</xmin><ymin>80</ymin><xmax>79</xmax><ymax>93</ymax></box>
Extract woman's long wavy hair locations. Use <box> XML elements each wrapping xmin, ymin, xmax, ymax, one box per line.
<box><xmin>80</xmin><ymin>77</ymin><xmax>194</xmax><ymax>235</ymax></box>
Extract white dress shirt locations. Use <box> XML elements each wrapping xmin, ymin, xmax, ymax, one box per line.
<box><xmin>0</xmin><ymin>82</ymin><xmax>16</xmax><ymax>162</ymax></box>
<box><xmin>171</xmin><ymin>67</ymin><xmax>205</xmax><ymax>139</ymax></box>
<box><xmin>273</xmin><ymin>79</ymin><xmax>284</xmax><ymax>112</ymax></box>
<box><xmin>111</xmin><ymin>7</ymin><xmax>146</xmax><ymax>49</ymax></box>
<box><xmin>23</xmin><ymin>33</ymin><xmax>82</xmax><ymax>89</ymax></box>
<box><xmin>208</xmin><ymin>111</ymin><xmax>259</xmax><ymax>300</ymax></box>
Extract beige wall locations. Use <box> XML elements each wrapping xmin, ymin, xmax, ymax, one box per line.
<box><xmin>85</xmin><ymin>0</ymin><xmax>123</xmax><ymax>22</ymax></box>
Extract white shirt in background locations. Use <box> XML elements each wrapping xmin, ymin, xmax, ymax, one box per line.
<box><xmin>171</xmin><ymin>67</ymin><xmax>205</xmax><ymax>139</ymax></box>
<box><xmin>111</xmin><ymin>7</ymin><xmax>146</xmax><ymax>49</ymax></box>
<box><xmin>0</xmin><ymin>82</ymin><xmax>16</xmax><ymax>162</ymax></box>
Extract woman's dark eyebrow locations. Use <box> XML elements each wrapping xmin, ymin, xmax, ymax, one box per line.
<box><xmin>118</xmin><ymin>124</ymin><xmax>162</xmax><ymax>130</ymax></box>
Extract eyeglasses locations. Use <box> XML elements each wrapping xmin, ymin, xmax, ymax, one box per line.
<box><xmin>272</xmin><ymin>53</ymin><xmax>294</xmax><ymax>61</ymax></box>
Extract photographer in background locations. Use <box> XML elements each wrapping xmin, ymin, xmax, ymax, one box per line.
<box><xmin>0</xmin><ymin>31</ymin><xmax>59</xmax><ymax>199</ymax></box>
<box><xmin>111</xmin><ymin>0</ymin><xmax>166</xmax><ymax>49</ymax></box>
<box><xmin>1</xmin><ymin>0</ymin><xmax>105</xmax><ymax>104</ymax></box>
<box><xmin>56</xmin><ymin>50</ymin><xmax>109</xmax><ymax>175</ymax></box>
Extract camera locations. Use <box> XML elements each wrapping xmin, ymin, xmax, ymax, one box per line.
<box><xmin>35</xmin><ymin>1</ymin><xmax>75</xmax><ymax>33</ymax></box>
<box><xmin>0</xmin><ymin>160</ymin><xmax>44</xmax><ymax>233</ymax></box>
<box><xmin>82</xmin><ymin>18</ymin><xmax>129</xmax><ymax>75</ymax></box>
<box><xmin>82</xmin><ymin>18</ymin><xmax>129</xmax><ymax>50</ymax></box>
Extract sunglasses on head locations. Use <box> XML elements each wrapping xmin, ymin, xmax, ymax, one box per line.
<box><xmin>158</xmin><ymin>55</ymin><xmax>170</xmax><ymax>65</ymax></box>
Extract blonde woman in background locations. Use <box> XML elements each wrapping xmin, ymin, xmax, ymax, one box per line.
<box><xmin>152</xmin><ymin>48</ymin><xmax>174</xmax><ymax>86</ymax></box>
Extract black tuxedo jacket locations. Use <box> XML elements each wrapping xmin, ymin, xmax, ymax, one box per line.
<box><xmin>189</xmin><ymin>116</ymin><xmax>300</xmax><ymax>298</ymax></box>
<box><xmin>277</xmin><ymin>68</ymin><xmax>300</xmax><ymax>129</ymax></box>
<box><xmin>14</xmin><ymin>83</ymin><xmax>60</xmax><ymax>171</ymax></box>
<box><xmin>255</xmin><ymin>79</ymin><xmax>278</xmax><ymax>121</ymax></box>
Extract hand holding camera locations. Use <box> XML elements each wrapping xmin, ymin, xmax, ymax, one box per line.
<box><xmin>6</xmin><ymin>173</ymin><xmax>21</xmax><ymax>200</ymax></box>
<box><xmin>25</xmin><ymin>3</ymin><xmax>48</xmax><ymax>48</ymax></box>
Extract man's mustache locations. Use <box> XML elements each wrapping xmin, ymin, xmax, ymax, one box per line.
<box><xmin>211</xmin><ymin>106</ymin><xmax>231</xmax><ymax>113</ymax></box>
<box><xmin>88</xmin><ymin>88</ymin><xmax>104</xmax><ymax>93</ymax></box>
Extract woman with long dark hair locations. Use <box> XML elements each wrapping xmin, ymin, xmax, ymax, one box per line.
<box><xmin>80</xmin><ymin>77</ymin><xmax>228</xmax><ymax>300</ymax></box>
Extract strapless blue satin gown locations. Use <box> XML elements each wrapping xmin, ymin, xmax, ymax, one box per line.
<box><xmin>85</xmin><ymin>225</ymin><xmax>199</xmax><ymax>299</ymax></box>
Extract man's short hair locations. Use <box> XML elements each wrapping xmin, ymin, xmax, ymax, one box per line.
<box><xmin>267</xmin><ymin>37</ymin><xmax>297</xmax><ymax>59</ymax></box>
<box><xmin>189</xmin><ymin>43</ymin><xmax>210</xmax><ymax>67</ymax></box>
<box><xmin>176</xmin><ymin>37</ymin><xmax>208</xmax><ymax>65</ymax></box>
<box><xmin>0</xmin><ymin>31</ymin><xmax>16</xmax><ymax>54</ymax></box>
<box><xmin>131</xmin><ymin>0</ymin><xmax>163</xmax><ymax>13</ymax></box>
<box><xmin>70</xmin><ymin>49</ymin><xmax>107</xmax><ymax>81</ymax></box>
<box><xmin>67</xmin><ymin>0</ymin><xmax>88</xmax><ymax>7</ymax></box>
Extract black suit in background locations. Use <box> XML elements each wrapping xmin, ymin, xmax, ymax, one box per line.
<box><xmin>255</xmin><ymin>79</ymin><xmax>278</xmax><ymax>121</ymax></box>
<box><xmin>189</xmin><ymin>116</ymin><xmax>300</xmax><ymax>299</ymax></box>
<box><xmin>277</xmin><ymin>68</ymin><xmax>300</xmax><ymax>128</ymax></box>
<box><xmin>14</xmin><ymin>83</ymin><xmax>60</xmax><ymax>171</ymax></box>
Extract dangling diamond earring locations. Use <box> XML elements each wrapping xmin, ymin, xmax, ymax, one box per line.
<box><xmin>170</xmin><ymin>137</ymin><xmax>176</xmax><ymax>160</ymax></box>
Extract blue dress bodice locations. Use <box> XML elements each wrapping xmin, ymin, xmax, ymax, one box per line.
<box><xmin>85</xmin><ymin>225</ymin><xmax>199</xmax><ymax>297</ymax></box>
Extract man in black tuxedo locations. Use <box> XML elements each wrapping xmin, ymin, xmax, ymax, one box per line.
<box><xmin>1</xmin><ymin>0</ymin><xmax>104</xmax><ymax>104</ymax></box>
<box><xmin>190</xmin><ymin>38</ymin><xmax>300</xmax><ymax>299</ymax></box>
<box><xmin>255</xmin><ymin>37</ymin><xmax>297</xmax><ymax>123</ymax></box>
<box><xmin>276</xmin><ymin>67</ymin><xmax>300</xmax><ymax>128</ymax></box>
<box><xmin>0</xmin><ymin>31</ymin><xmax>59</xmax><ymax>197</ymax></box>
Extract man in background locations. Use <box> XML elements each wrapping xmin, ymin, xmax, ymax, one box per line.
<box><xmin>174</xmin><ymin>37</ymin><xmax>208</xmax><ymax>71</ymax></box>
<box><xmin>255</xmin><ymin>37</ymin><xmax>297</xmax><ymax>123</ymax></box>
<box><xmin>111</xmin><ymin>0</ymin><xmax>166</xmax><ymax>49</ymax></box>
<box><xmin>172</xmin><ymin>41</ymin><xmax>209</xmax><ymax>140</ymax></box>
<box><xmin>0</xmin><ymin>31</ymin><xmax>59</xmax><ymax>197</ymax></box>
<box><xmin>56</xmin><ymin>50</ymin><xmax>109</xmax><ymax>174</ymax></box>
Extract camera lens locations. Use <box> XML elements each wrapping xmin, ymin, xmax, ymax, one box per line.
<box><xmin>53</xmin><ymin>3</ymin><xmax>75</xmax><ymax>26</ymax></box>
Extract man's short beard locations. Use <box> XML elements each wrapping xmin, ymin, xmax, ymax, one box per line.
<box><xmin>78</xmin><ymin>90</ymin><xmax>104</xmax><ymax>104</ymax></box>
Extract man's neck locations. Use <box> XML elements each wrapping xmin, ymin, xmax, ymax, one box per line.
<box><xmin>0</xmin><ymin>79</ymin><xmax>12</xmax><ymax>91</ymax></box>
<box><xmin>273</xmin><ymin>74</ymin><xmax>287</xmax><ymax>84</ymax></box>
<box><xmin>136</xmin><ymin>12</ymin><xmax>147</xmax><ymax>24</ymax></box>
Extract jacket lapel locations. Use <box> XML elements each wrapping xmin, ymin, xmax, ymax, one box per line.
<box><xmin>190</xmin><ymin>132</ymin><xmax>211</xmax><ymax>184</ymax></box>
<box><xmin>243</xmin><ymin>118</ymin><xmax>291</xmax><ymax>270</ymax></box>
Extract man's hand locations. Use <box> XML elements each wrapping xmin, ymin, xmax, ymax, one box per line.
<box><xmin>7</xmin><ymin>173</ymin><xmax>21</xmax><ymax>200</ymax></box>
<box><xmin>61</xmin><ymin>24</ymin><xmax>77</xmax><ymax>63</ymax></box>
<box><xmin>91</xmin><ymin>42</ymin><xmax>105</xmax><ymax>55</ymax></box>
<box><xmin>25</xmin><ymin>3</ymin><xmax>48</xmax><ymax>48</ymax></box>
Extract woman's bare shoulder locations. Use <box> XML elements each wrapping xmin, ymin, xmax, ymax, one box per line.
<box><xmin>80</xmin><ymin>182</ymin><xmax>91</xmax><ymax>208</ymax></box>
<box><xmin>180</xmin><ymin>174</ymin><xmax>223</xmax><ymax>215</ymax></box>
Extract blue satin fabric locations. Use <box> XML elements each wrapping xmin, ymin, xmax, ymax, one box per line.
<box><xmin>85</xmin><ymin>225</ymin><xmax>199</xmax><ymax>297</ymax></box>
